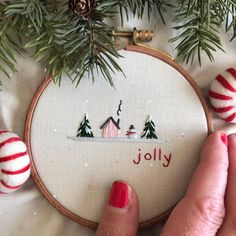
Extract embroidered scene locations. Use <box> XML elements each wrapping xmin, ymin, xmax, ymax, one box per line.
<box><xmin>68</xmin><ymin>100</ymin><xmax>167</xmax><ymax>143</ymax></box>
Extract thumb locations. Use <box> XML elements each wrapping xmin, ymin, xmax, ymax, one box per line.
<box><xmin>95</xmin><ymin>181</ymin><xmax>139</xmax><ymax>236</ymax></box>
<box><xmin>161</xmin><ymin>131</ymin><xmax>228</xmax><ymax>235</ymax></box>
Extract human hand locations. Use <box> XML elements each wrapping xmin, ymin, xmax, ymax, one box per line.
<box><xmin>95</xmin><ymin>132</ymin><xmax>235</xmax><ymax>236</ymax></box>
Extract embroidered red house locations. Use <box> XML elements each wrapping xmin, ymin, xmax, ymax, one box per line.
<box><xmin>100</xmin><ymin>117</ymin><xmax>120</xmax><ymax>138</ymax></box>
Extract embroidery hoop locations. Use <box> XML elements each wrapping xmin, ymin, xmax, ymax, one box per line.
<box><xmin>24</xmin><ymin>45</ymin><xmax>212</xmax><ymax>229</ymax></box>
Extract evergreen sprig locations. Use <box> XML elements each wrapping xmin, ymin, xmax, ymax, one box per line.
<box><xmin>171</xmin><ymin>0</ymin><xmax>236</xmax><ymax>65</ymax></box>
<box><xmin>0</xmin><ymin>0</ymin><xmax>236</xmax><ymax>87</ymax></box>
<box><xmin>5</xmin><ymin>0</ymin><xmax>74</xmax><ymax>85</ymax></box>
<box><xmin>224</xmin><ymin>1</ymin><xmax>236</xmax><ymax>40</ymax></box>
<box><xmin>63</xmin><ymin>6</ymin><xmax>123</xmax><ymax>86</ymax></box>
<box><xmin>2</xmin><ymin>0</ymin><xmax>126</xmax><ymax>86</ymax></box>
<box><xmin>0</xmin><ymin>2</ymin><xmax>24</xmax><ymax>82</ymax></box>
<box><xmin>118</xmin><ymin>0</ymin><xmax>171</xmax><ymax>23</ymax></box>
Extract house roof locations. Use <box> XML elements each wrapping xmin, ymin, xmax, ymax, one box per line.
<box><xmin>100</xmin><ymin>117</ymin><xmax>120</xmax><ymax>130</ymax></box>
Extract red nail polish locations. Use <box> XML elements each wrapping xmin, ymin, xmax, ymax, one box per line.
<box><xmin>108</xmin><ymin>181</ymin><xmax>130</xmax><ymax>208</ymax></box>
<box><xmin>221</xmin><ymin>133</ymin><xmax>228</xmax><ymax>147</ymax></box>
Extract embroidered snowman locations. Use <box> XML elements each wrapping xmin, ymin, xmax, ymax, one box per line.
<box><xmin>126</xmin><ymin>125</ymin><xmax>137</xmax><ymax>138</ymax></box>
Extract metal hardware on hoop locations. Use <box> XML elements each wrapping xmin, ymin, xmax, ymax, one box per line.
<box><xmin>112</xmin><ymin>28</ymin><xmax>174</xmax><ymax>60</ymax></box>
<box><xmin>112</xmin><ymin>28</ymin><xmax>153</xmax><ymax>43</ymax></box>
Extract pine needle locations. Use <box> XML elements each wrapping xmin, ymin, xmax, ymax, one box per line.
<box><xmin>1</xmin><ymin>0</ymin><xmax>236</xmax><ymax>88</ymax></box>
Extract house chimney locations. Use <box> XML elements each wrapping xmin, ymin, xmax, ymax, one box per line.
<box><xmin>116</xmin><ymin>118</ymin><xmax>120</xmax><ymax>128</ymax></box>
<box><xmin>117</xmin><ymin>100</ymin><xmax>122</xmax><ymax>116</ymax></box>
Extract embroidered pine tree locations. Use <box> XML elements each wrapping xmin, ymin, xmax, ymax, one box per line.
<box><xmin>141</xmin><ymin>116</ymin><xmax>158</xmax><ymax>139</ymax></box>
<box><xmin>77</xmin><ymin>114</ymin><xmax>94</xmax><ymax>138</ymax></box>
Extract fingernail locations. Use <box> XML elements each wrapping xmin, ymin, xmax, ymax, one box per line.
<box><xmin>221</xmin><ymin>133</ymin><xmax>228</xmax><ymax>147</ymax></box>
<box><xmin>108</xmin><ymin>181</ymin><xmax>130</xmax><ymax>209</ymax></box>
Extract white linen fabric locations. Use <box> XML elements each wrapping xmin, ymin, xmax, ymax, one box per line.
<box><xmin>30</xmin><ymin>50</ymin><xmax>208</xmax><ymax>223</ymax></box>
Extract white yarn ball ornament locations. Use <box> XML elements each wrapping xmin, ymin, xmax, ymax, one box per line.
<box><xmin>0</xmin><ymin>130</ymin><xmax>31</xmax><ymax>194</ymax></box>
<box><xmin>209</xmin><ymin>67</ymin><xmax>236</xmax><ymax>123</ymax></box>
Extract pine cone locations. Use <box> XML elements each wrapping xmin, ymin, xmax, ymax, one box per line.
<box><xmin>68</xmin><ymin>0</ymin><xmax>97</xmax><ymax>19</ymax></box>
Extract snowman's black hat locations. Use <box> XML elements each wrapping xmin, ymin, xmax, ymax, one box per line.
<box><xmin>129</xmin><ymin>125</ymin><xmax>135</xmax><ymax>129</ymax></box>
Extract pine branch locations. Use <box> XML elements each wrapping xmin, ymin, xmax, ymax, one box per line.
<box><xmin>3</xmin><ymin>0</ymin><xmax>124</xmax><ymax>86</ymax></box>
<box><xmin>4</xmin><ymin>0</ymin><xmax>68</xmax><ymax>85</ymax></box>
<box><xmin>0</xmin><ymin>2</ymin><xmax>24</xmax><ymax>82</ymax></box>
<box><xmin>25</xmin><ymin>16</ymin><xmax>71</xmax><ymax>85</ymax></box>
<box><xmin>224</xmin><ymin>1</ymin><xmax>236</xmax><ymax>40</ymax></box>
<box><xmin>171</xmin><ymin>0</ymin><xmax>224</xmax><ymax>65</ymax></box>
<box><xmin>118</xmin><ymin>0</ymin><xmax>171</xmax><ymax>24</ymax></box>
<box><xmin>63</xmin><ymin>4</ymin><xmax>124</xmax><ymax>87</ymax></box>
<box><xmin>1</xmin><ymin>0</ymin><xmax>236</xmax><ymax>88</ymax></box>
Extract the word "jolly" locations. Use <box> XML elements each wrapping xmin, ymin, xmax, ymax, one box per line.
<box><xmin>133</xmin><ymin>148</ymin><xmax>172</xmax><ymax>167</ymax></box>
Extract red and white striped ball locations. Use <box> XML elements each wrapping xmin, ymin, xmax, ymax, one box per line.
<box><xmin>0</xmin><ymin>130</ymin><xmax>30</xmax><ymax>194</ymax></box>
<box><xmin>209</xmin><ymin>67</ymin><xmax>236</xmax><ymax>123</ymax></box>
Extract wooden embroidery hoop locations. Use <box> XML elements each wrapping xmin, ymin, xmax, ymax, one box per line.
<box><xmin>24</xmin><ymin>44</ymin><xmax>212</xmax><ymax>229</ymax></box>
